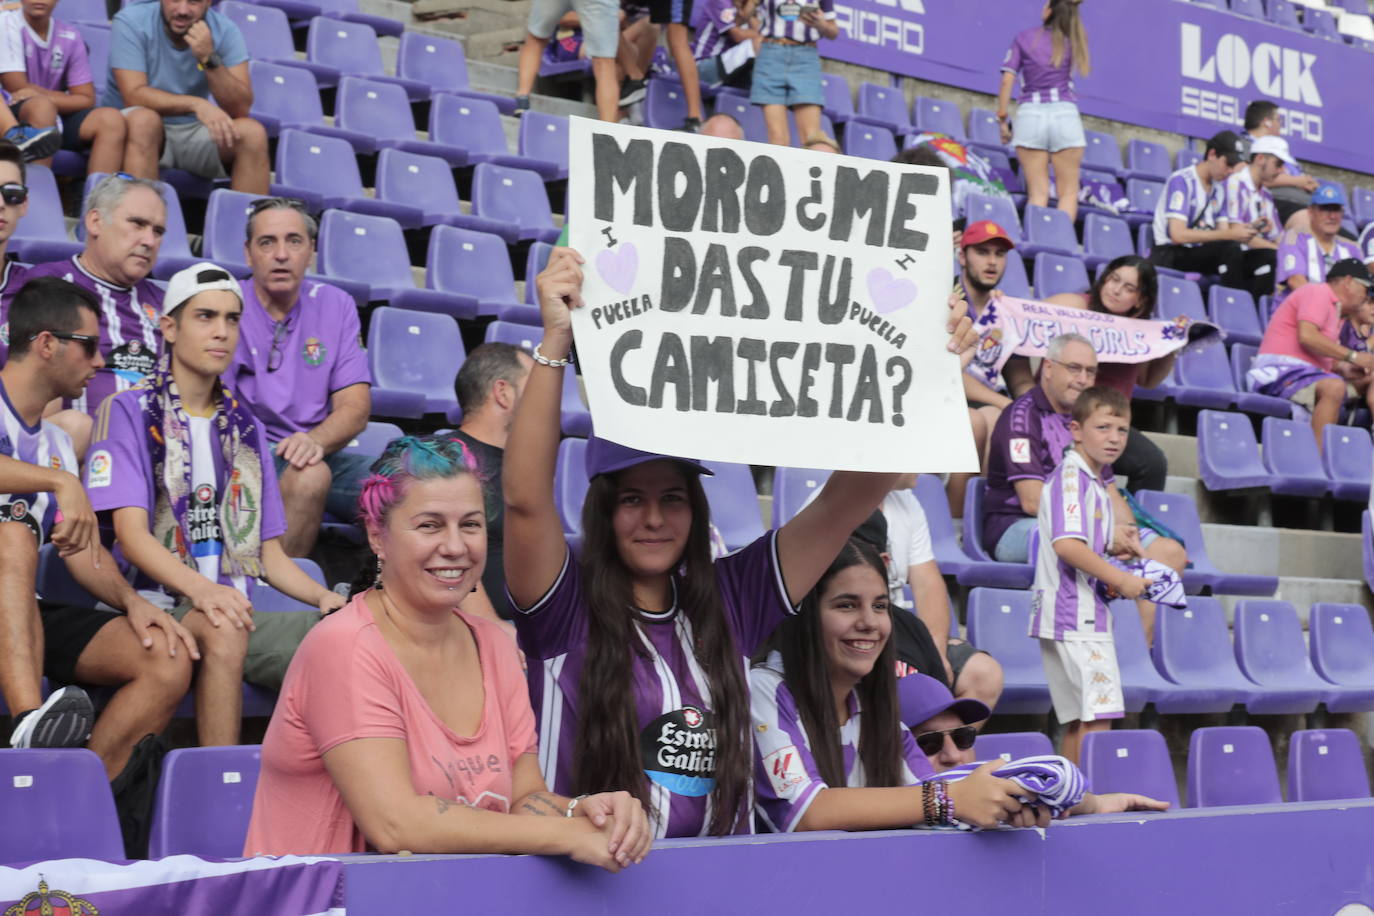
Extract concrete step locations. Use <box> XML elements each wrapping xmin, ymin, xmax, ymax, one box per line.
<box><xmin>1147</xmin><ymin>431</ymin><xmax>1199</xmax><ymax>481</ymax></box>
<box><xmin>1201</xmin><ymin>521</ymin><xmax>1361</xmax><ymax>581</ymax></box>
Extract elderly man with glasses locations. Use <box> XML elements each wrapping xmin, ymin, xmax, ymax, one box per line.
<box><xmin>223</xmin><ymin>197</ymin><xmax>372</xmax><ymax>559</ymax></box>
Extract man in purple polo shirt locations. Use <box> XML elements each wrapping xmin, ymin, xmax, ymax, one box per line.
<box><xmin>224</xmin><ymin>198</ymin><xmax>371</xmax><ymax>559</ymax></box>
<box><xmin>87</xmin><ymin>263</ymin><xmax>343</xmax><ymax>749</ymax></box>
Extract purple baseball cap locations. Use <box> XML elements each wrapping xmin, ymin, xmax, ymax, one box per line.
<box><xmin>583</xmin><ymin>436</ymin><xmax>715</xmax><ymax>482</ymax></box>
<box><xmin>897</xmin><ymin>673</ymin><xmax>991</xmax><ymax>729</ymax></box>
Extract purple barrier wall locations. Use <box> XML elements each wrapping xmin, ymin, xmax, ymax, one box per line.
<box><xmin>341</xmin><ymin>800</ymin><xmax>1374</xmax><ymax>915</ymax></box>
<box><xmin>822</xmin><ymin>0</ymin><xmax>1367</xmax><ymax>174</ymax></box>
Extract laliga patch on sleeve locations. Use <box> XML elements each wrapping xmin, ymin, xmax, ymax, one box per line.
<box><xmin>1010</xmin><ymin>437</ymin><xmax>1031</xmax><ymax>464</ymax></box>
<box><xmin>87</xmin><ymin>449</ymin><xmax>113</xmax><ymax>489</ymax></box>
<box><xmin>1284</xmin><ymin>253</ymin><xmax>1296</xmax><ymax>271</ymax></box>
<box><xmin>1168</xmin><ymin>190</ymin><xmax>1184</xmax><ymax>212</ymax></box>
<box><xmin>763</xmin><ymin>745</ymin><xmax>807</xmax><ymax>798</ymax></box>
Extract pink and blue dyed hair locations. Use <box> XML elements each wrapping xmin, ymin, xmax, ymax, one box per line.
<box><xmin>357</xmin><ymin>435</ymin><xmax>484</xmax><ymax>530</ymax></box>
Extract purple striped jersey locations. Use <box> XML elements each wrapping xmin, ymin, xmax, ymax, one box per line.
<box><xmin>1275</xmin><ymin>231</ymin><xmax>1362</xmax><ymax>307</ymax></box>
<box><xmin>1029</xmin><ymin>448</ymin><xmax>1114</xmax><ymax>641</ymax></box>
<box><xmin>1154</xmin><ymin>165</ymin><xmax>1226</xmax><ymax>248</ymax></box>
<box><xmin>692</xmin><ymin>0</ymin><xmax>738</xmax><ymax>60</ymax></box>
<box><xmin>0</xmin><ymin>259</ymin><xmax>30</xmax><ymax>362</ymax></box>
<box><xmin>22</xmin><ymin>255</ymin><xmax>163</xmax><ymax>417</ymax></box>
<box><xmin>514</xmin><ymin>531</ymin><xmax>795</xmax><ymax>838</ymax></box>
<box><xmin>0</xmin><ymin>376</ymin><xmax>79</xmax><ymax>544</ymax></box>
<box><xmin>1222</xmin><ymin>168</ymin><xmax>1280</xmax><ymax>244</ymax></box>
<box><xmin>750</xmin><ymin>652</ymin><xmax>933</xmax><ymax>832</ymax></box>
<box><xmin>757</xmin><ymin>0</ymin><xmax>834</xmax><ymax>43</ymax></box>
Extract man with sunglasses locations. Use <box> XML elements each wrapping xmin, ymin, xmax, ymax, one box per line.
<box><xmin>224</xmin><ymin>198</ymin><xmax>371</xmax><ymax>559</ymax></box>
<box><xmin>897</xmin><ymin>672</ymin><xmax>1168</xmax><ymax>816</ymax></box>
<box><xmin>0</xmin><ymin>276</ymin><xmax>196</xmax><ymax>788</ymax></box>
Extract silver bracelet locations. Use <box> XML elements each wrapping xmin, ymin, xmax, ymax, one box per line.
<box><xmin>565</xmin><ymin>794</ymin><xmax>589</xmax><ymax>818</ymax></box>
<box><xmin>533</xmin><ymin>343</ymin><xmax>573</xmax><ymax>368</ymax></box>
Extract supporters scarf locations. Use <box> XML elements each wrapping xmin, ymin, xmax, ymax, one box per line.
<box><xmin>930</xmin><ymin>754</ymin><xmax>1087</xmax><ymax>822</ymax></box>
<box><xmin>144</xmin><ymin>354</ymin><xmax>265</xmax><ymax>580</ymax></box>
<box><xmin>1098</xmin><ymin>556</ymin><xmax>1188</xmax><ymax>608</ymax></box>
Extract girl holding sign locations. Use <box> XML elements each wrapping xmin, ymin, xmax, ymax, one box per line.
<box><xmin>504</xmin><ymin>247</ymin><xmax>978</xmax><ymax>839</ymax></box>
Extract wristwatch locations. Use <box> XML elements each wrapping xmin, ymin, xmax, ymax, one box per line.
<box><xmin>202</xmin><ymin>52</ymin><xmax>222</xmax><ymax>71</ymax></box>
<box><xmin>1346</xmin><ymin>349</ymin><xmax>1358</xmax><ymax>364</ymax></box>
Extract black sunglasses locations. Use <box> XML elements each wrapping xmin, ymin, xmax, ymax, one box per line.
<box><xmin>914</xmin><ymin>724</ymin><xmax>977</xmax><ymax>757</ymax></box>
<box><xmin>31</xmin><ymin>330</ymin><xmax>99</xmax><ymax>358</ymax></box>
<box><xmin>0</xmin><ymin>182</ymin><xmax>26</xmax><ymax>206</ymax></box>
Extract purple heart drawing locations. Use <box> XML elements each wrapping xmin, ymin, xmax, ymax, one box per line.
<box><xmin>596</xmin><ymin>242</ymin><xmax>639</xmax><ymax>295</ymax></box>
<box><xmin>866</xmin><ymin>268</ymin><xmax>918</xmax><ymax>315</ymax></box>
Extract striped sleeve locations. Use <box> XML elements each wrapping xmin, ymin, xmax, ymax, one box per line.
<box><xmin>749</xmin><ymin>665</ymin><xmax>828</xmax><ymax>833</ymax></box>
<box><xmin>1046</xmin><ymin>466</ymin><xmax>1088</xmax><ymax>543</ymax></box>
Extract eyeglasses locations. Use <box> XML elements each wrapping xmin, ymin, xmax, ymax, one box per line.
<box><xmin>0</xmin><ymin>182</ymin><xmax>27</xmax><ymax>206</ymax></box>
<box><xmin>914</xmin><ymin>724</ymin><xmax>978</xmax><ymax>757</ymax></box>
<box><xmin>267</xmin><ymin>320</ymin><xmax>289</xmax><ymax>372</ymax></box>
<box><xmin>1049</xmin><ymin>359</ymin><xmax>1098</xmax><ymax>379</ymax></box>
<box><xmin>31</xmin><ymin>331</ymin><xmax>99</xmax><ymax>358</ymax></box>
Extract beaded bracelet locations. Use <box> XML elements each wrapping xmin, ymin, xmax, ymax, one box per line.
<box><xmin>533</xmin><ymin>343</ymin><xmax>573</xmax><ymax>368</ymax></box>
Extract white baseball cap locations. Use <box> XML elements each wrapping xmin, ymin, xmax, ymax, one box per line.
<box><xmin>162</xmin><ymin>263</ymin><xmax>244</xmax><ymax>316</ymax></box>
<box><xmin>1250</xmin><ymin>134</ymin><xmax>1296</xmax><ymax>167</ymax></box>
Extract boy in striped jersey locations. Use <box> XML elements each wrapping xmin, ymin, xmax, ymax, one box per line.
<box><xmin>1030</xmin><ymin>386</ymin><xmax>1152</xmax><ymax>766</ymax></box>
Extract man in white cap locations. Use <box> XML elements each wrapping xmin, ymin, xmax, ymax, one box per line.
<box><xmin>86</xmin><ymin>263</ymin><xmax>343</xmax><ymax>749</ymax></box>
<box><xmin>1218</xmin><ymin>133</ymin><xmax>1289</xmax><ymax>299</ymax></box>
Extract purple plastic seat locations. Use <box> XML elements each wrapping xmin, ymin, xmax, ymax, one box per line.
<box><xmin>1303</xmin><ymin>6</ymin><xmax>1342</xmax><ymax>39</ymax></box>
<box><xmin>430</xmin><ymin>96</ymin><xmax>559</xmax><ymax>179</ymax></box>
<box><xmin>1124</xmin><ymin>178</ymin><xmax>1164</xmax><ymax>224</ymax></box>
<box><xmin>426</xmin><ymin>225</ymin><xmax>530</xmax><ymax>321</ymax></box>
<box><xmin>820</xmin><ymin>73</ymin><xmax>854</xmax><ymax>125</ymax></box>
<box><xmin>1171</xmin><ymin>345</ymin><xmax>1238</xmax><ymax>410</ymax></box>
<box><xmin>273</xmin><ymin>129</ymin><xmax>420</xmax><ymax>227</ymax></box>
<box><xmin>1124</xmin><ymin>139</ymin><xmax>1170</xmax><ymax>182</ymax></box>
<box><xmin>853</xmin><ymin>82</ymin><xmax>910</xmax><ymax>133</ymax></box>
<box><xmin>344</xmin><ymin>420</ymin><xmax>402</xmax><ymax>456</ymax></box>
<box><xmin>559</xmin><ymin>371</ymin><xmax>592</xmax><ymax>438</ymax></box>
<box><xmin>996</xmin><ymin>248</ymin><xmax>1033</xmax><ymax>299</ymax></box>
<box><xmin>305</xmin><ymin>16</ymin><xmax>427</xmax><ymax>97</ymax></box>
<box><xmin>1176</xmin><ymin>147</ymin><xmax>1203</xmax><ymax>169</ymax></box>
<box><xmin>700</xmin><ymin>461</ymin><xmax>764</xmax><ymax>550</ymax></box>
<box><xmin>1197</xmin><ymin>409</ymin><xmax>1274</xmax><ymax>491</ymax></box>
<box><xmin>364</xmin><ymin>307</ymin><xmax>463</xmax><ymax>418</ymax></box>
<box><xmin>1322</xmin><ymin>426</ymin><xmax>1373</xmax><ymax>501</ymax></box>
<box><xmin>959</xmin><ymin>478</ymin><xmax>1034</xmax><ymax>577</ymax></box>
<box><xmin>1267</xmin><ymin>0</ymin><xmax>1302</xmax><ymax>29</ymax></box>
<box><xmin>1136</xmin><ymin>489</ymin><xmax>1277</xmax><ymax>596</ymax></box>
<box><xmin>222</xmin><ymin>2</ymin><xmax>338</xmax><ymax>86</ymax></box>
<box><xmin>255</xmin><ymin>558</ymin><xmax>328</xmax><ymax>612</ymax></box>
<box><xmin>555</xmin><ymin>436</ymin><xmax>589</xmax><ymax>535</ymax></box>
<box><xmin>1033</xmin><ymin>252</ymin><xmax>1090</xmax><ymax>300</ymax></box>
<box><xmin>1186</xmin><ymin>726</ymin><xmax>1280</xmax><ymax>807</ymax></box>
<box><xmin>336</xmin><ymin>76</ymin><xmax>467</xmax><ymax>165</ymax></box>
<box><xmin>247</xmin><ymin>60</ymin><xmax>371</xmax><ymax>149</ymax></box>
<box><xmin>972</xmin><ymin>731</ymin><xmax>1052</xmax><ymax>763</ymax></box>
<box><xmin>709</xmin><ymin>89</ymin><xmax>767</xmax><ymax>143</ymax></box>
<box><xmin>964</xmin><ymin>588</ymin><xmax>1051</xmax><ymax>714</ymax></box>
<box><xmin>913</xmin><ymin>96</ymin><xmax>963</xmax><ymax>139</ymax></box>
<box><xmin>1206</xmin><ymin>286</ymin><xmax>1263</xmax><ymax>346</ymax></box>
<box><xmin>1287</xmin><ymin>729</ymin><xmax>1370</xmax><ymax>802</ymax></box>
<box><xmin>1082</xmin><ymin>213</ymin><xmax>1132</xmax><ymax>270</ymax></box>
<box><xmin>396</xmin><ymin>31</ymin><xmax>516</xmax><ymax>114</ymax></box>
<box><xmin>1230</xmin><ymin>0</ymin><xmax>1264</xmax><ymax>16</ymax></box>
<box><xmin>842</xmin><ymin>122</ymin><xmax>897</xmax><ymax>161</ymax></box>
<box><xmin>772</xmin><ymin>467</ymin><xmax>832</xmax><ymax>527</ymax></box>
<box><xmin>1019</xmin><ymin>204</ymin><xmax>1080</xmax><ymax>259</ymax></box>
<box><xmin>373</xmin><ymin>148</ymin><xmax>517</xmax><ymax>243</ymax></box>
<box><xmin>644</xmin><ymin>78</ymin><xmax>689</xmax><ymax>129</ymax></box>
<box><xmin>963</xmin><ymin>192</ymin><xmax>1022</xmax><ymax>240</ymax></box>
<box><xmin>0</xmin><ymin>748</ymin><xmax>126</xmax><ymax>862</ymax></box>
<box><xmin>970</xmin><ymin>146</ymin><xmax>1025</xmax><ymax>195</ymax></box>
<box><xmin>318</xmin><ymin>209</ymin><xmax>475</xmax><ymax>318</ymax></box>
<box><xmin>1158</xmin><ymin>276</ymin><xmax>1206</xmax><ymax>322</ymax></box>
<box><xmin>524</xmin><ymin>241</ymin><xmax>553</xmax><ymax>294</ymax></box>
<box><xmin>484</xmin><ymin>320</ymin><xmax>540</xmax><ymax>350</ymax></box>
<box><xmin>915</xmin><ymin>475</ymin><xmax>1033</xmax><ymax>589</ymax></box>
<box><xmin>1151</xmin><ymin>596</ymin><xmax>1258</xmax><ymax>713</ymax></box>
<box><xmin>470</xmin><ymin>162</ymin><xmax>562</xmax><ymax>245</ymax></box>
<box><xmin>1365</xmin><ymin>512</ymin><xmax>1374</xmax><ymax>593</ymax></box>
<box><xmin>252</xmin><ymin>0</ymin><xmax>323</xmax><ymax>25</ymax></box>
<box><xmin>74</xmin><ymin>22</ymin><xmax>110</xmax><ymax>99</ymax></box>
<box><xmin>1231</xmin><ymin>600</ymin><xmax>1325</xmax><ymax>714</ymax></box>
<box><xmin>1083</xmin><ymin>129</ymin><xmax>1123</xmax><ymax>178</ymax></box>
<box><xmin>149</xmin><ymin>746</ymin><xmax>262</xmax><ymax>858</ymax></box>
<box><xmin>519</xmin><ymin>111</ymin><xmax>570</xmax><ymax>181</ymax></box>
<box><xmin>1080</xmin><ymin>729</ymin><xmax>1181</xmax><ymax>809</ymax></box>
<box><xmin>8</xmin><ymin>164</ymin><xmax>82</xmax><ymax>263</ymax></box>
<box><xmin>967</xmin><ymin>108</ymin><xmax>1002</xmax><ymax>148</ymax></box>
<box><xmin>1106</xmin><ymin>598</ymin><xmax>1199</xmax><ymax>712</ymax></box>
<box><xmin>314</xmin><ymin>0</ymin><xmax>403</xmax><ymax>38</ymax></box>
<box><xmin>1309</xmin><ymin>602</ymin><xmax>1374</xmax><ymax>712</ymax></box>
<box><xmin>1228</xmin><ymin>343</ymin><xmax>1294</xmax><ymax>417</ymax></box>
<box><xmin>1260</xmin><ymin>416</ymin><xmax>1329</xmax><ymax>497</ymax></box>
<box><xmin>59</xmin><ymin>0</ymin><xmax>107</xmax><ymax>24</ymax></box>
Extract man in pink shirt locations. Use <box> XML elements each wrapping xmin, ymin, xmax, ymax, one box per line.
<box><xmin>1248</xmin><ymin>258</ymin><xmax>1374</xmax><ymax>446</ymax></box>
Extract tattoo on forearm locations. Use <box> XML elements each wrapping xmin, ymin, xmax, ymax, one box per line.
<box><xmin>432</xmin><ymin>794</ymin><xmax>454</xmax><ymax>814</ymax></box>
<box><xmin>519</xmin><ymin>802</ymin><xmax>547</xmax><ymax>816</ymax></box>
<box><xmin>520</xmin><ymin>793</ymin><xmax>564</xmax><ymax>817</ymax></box>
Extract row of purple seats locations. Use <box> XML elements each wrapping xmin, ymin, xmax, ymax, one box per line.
<box><xmin>1133</xmin><ymin>489</ymin><xmax>1279</xmax><ymax>595</ymax></box>
<box><xmin>1197</xmin><ymin>409</ymin><xmax>1373</xmax><ymax>500</ymax></box>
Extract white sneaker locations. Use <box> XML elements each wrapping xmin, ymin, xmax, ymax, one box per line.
<box><xmin>9</xmin><ymin>686</ymin><xmax>95</xmax><ymax>748</ymax></box>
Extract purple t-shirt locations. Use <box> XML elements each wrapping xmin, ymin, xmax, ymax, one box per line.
<box><xmin>983</xmin><ymin>385</ymin><xmax>1074</xmax><ymax>552</ymax></box>
<box><xmin>225</xmin><ymin>280</ymin><xmax>372</xmax><ymax>444</ymax></box>
<box><xmin>0</xmin><ymin>260</ymin><xmax>30</xmax><ymax>364</ymax></box>
<box><xmin>1001</xmin><ymin>26</ymin><xmax>1076</xmax><ymax>103</ymax></box>
<box><xmin>0</xmin><ymin>376</ymin><xmax>78</xmax><ymax>544</ymax></box>
<box><xmin>0</xmin><ymin>12</ymin><xmax>93</xmax><ymax>92</ymax></box>
<box><xmin>514</xmin><ymin>531</ymin><xmax>794</xmax><ymax>839</ymax></box>
<box><xmin>23</xmin><ymin>256</ymin><xmax>163</xmax><ymax>417</ymax></box>
<box><xmin>85</xmin><ymin>387</ymin><xmax>286</xmax><ymax>599</ymax></box>
<box><xmin>750</xmin><ymin>653</ymin><xmax>931</xmax><ymax>833</ymax></box>
<box><xmin>1340</xmin><ymin>318</ymin><xmax>1368</xmax><ymax>353</ymax></box>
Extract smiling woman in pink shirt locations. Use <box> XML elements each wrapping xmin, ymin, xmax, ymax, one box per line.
<box><xmin>243</xmin><ymin>435</ymin><xmax>651</xmax><ymax>869</ymax></box>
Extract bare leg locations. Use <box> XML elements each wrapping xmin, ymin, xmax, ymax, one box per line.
<box><xmin>121</xmin><ymin>107</ymin><xmax>162</xmax><ymax>180</ymax></box>
<box><xmin>1050</xmin><ymin>145</ymin><xmax>1084</xmax><ymax>223</ymax></box>
<box><xmin>591</xmin><ymin>57</ymin><xmax>620</xmax><ymax>122</ymax></box>
<box><xmin>79</xmin><ymin>107</ymin><xmax>129</xmax><ymax>176</ymax></box>
<box><xmin>1310</xmin><ymin>378</ymin><xmax>1347</xmax><ymax>451</ymax></box>
<box><xmin>793</xmin><ymin>103</ymin><xmax>822</xmax><ymax>143</ymax></box>
<box><xmin>178</xmin><ymin>610</ymin><xmax>248</xmax><ymax>746</ymax></box>
<box><xmin>665</xmin><ymin>23</ymin><xmax>702</xmax><ymax>121</ymax></box>
<box><xmin>1284</xmin><ymin>208</ymin><xmax>1311</xmax><ymax>234</ymax></box>
<box><xmin>278</xmin><ymin>461</ymin><xmax>331</xmax><ymax>558</ymax></box>
<box><xmin>1061</xmin><ymin>718</ymin><xmax>1110</xmax><ymax>767</ymax></box>
<box><xmin>226</xmin><ymin>117</ymin><xmax>270</xmax><ymax>195</ymax></box>
<box><xmin>1017</xmin><ymin>147</ymin><xmax>1051</xmax><ymax>210</ymax></box>
<box><xmin>1135</xmin><ymin>599</ymin><xmax>1157</xmax><ymax>647</ymax></box>
<box><xmin>951</xmin><ymin>645</ymin><xmax>1004</xmax><ymax>716</ymax></box>
<box><xmin>516</xmin><ymin>33</ymin><xmax>552</xmax><ymax>97</ymax></box>
<box><xmin>0</xmin><ymin>525</ymin><xmax>44</xmax><ymax>719</ymax></box>
<box><xmin>762</xmin><ymin>103</ymin><xmax>789</xmax><ymax>146</ymax></box>
<box><xmin>44</xmin><ymin>409</ymin><xmax>92</xmax><ymax>462</ymax></box>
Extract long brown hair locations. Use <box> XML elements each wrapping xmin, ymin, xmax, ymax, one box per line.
<box><xmin>1045</xmin><ymin>0</ymin><xmax>1090</xmax><ymax>75</ymax></box>
<box><xmin>755</xmin><ymin>538</ymin><xmax>903</xmax><ymax>788</ymax></box>
<box><xmin>571</xmin><ymin>463</ymin><xmax>752</xmax><ymax>835</ymax></box>
<box><xmin>1088</xmin><ymin>254</ymin><xmax>1158</xmax><ymax>319</ymax></box>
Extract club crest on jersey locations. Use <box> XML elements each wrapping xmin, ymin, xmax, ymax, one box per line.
<box><xmin>302</xmin><ymin>337</ymin><xmax>326</xmax><ymax>367</ymax></box>
<box><xmin>641</xmin><ymin>706</ymin><xmax>717</xmax><ymax>797</ymax></box>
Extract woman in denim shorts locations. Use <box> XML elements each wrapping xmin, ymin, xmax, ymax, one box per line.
<box><xmin>996</xmin><ymin>0</ymin><xmax>1090</xmax><ymax>221</ymax></box>
<box><xmin>745</xmin><ymin>0</ymin><xmax>838</xmax><ymax>146</ymax></box>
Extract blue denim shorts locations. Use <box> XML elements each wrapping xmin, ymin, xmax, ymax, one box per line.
<box><xmin>1012</xmin><ymin>100</ymin><xmax>1085</xmax><ymax>153</ymax></box>
<box><xmin>272</xmin><ymin>449</ymin><xmax>376</xmax><ymax>521</ymax></box>
<box><xmin>749</xmin><ymin>41</ymin><xmax>823</xmax><ymax>108</ymax></box>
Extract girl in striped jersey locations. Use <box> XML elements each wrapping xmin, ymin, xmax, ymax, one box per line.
<box><xmin>506</xmin><ymin>247</ymin><xmax>980</xmax><ymax>839</ymax></box>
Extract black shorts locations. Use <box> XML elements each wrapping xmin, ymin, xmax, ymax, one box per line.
<box><xmin>649</xmin><ymin>0</ymin><xmax>693</xmax><ymax>26</ymax></box>
<box><xmin>39</xmin><ymin>600</ymin><xmax>120</xmax><ymax>684</ymax></box>
<box><xmin>10</xmin><ymin>100</ymin><xmax>96</xmax><ymax>151</ymax></box>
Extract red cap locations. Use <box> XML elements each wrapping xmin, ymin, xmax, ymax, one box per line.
<box><xmin>960</xmin><ymin>220</ymin><xmax>1015</xmax><ymax>250</ymax></box>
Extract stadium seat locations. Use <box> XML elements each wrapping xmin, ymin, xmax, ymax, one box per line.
<box><xmin>305</xmin><ymin>17</ymin><xmax>427</xmax><ymax>97</ymax></box>
<box><xmin>1266</xmin><ymin>0</ymin><xmax>1303</xmax><ymax>29</ymax></box>
<box><xmin>1365</xmin><ymin>511</ymin><xmax>1374</xmax><ymax>594</ymax></box>
<box><xmin>426</xmin><ymin>225</ymin><xmax>533</xmax><ymax>322</ymax></box>
<box><xmin>772</xmin><ymin>467</ymin><xmax>832</xmax><ymax>527</ymax></box>
<box><xmin>913</xmin><ymin>475</ymin><xmax>1033</xmax><ymax>589</ymax></box>
<box><xmin>1124</xmin><ymin>179</ymin><xmax>1164</xmax><ymax>223</ymax></box>
<box><xmin>1175</xmin><ymin>147</ymin><xmax>1203</xmax><ymax>169</ymax></box>
<box><xmin>711</xmin><ymin>89</ymin><xmax>771</xmax><ymax>144</ymax></box>
<box><xmin>345</xmin><ymin>421</ymin><xmax>403</xmax><ymax>456</ymax></box>
<box><xmin>1019</xmin><ymin>204</ymin><xmax>1080</xmax><ymax>259</ymax></box>
<box><xmin>1192</xmin><ymin>0</ymin><xmax>1227</xmax><ymax>11</ymax></box>
<box><xmin>248</xmin><ymin>61</ymin><xmax>372</xmax><ymax>149</ymax></box>
<box><xmin>1083</xmin><ymin>213</ymin><xmax>1132</xmax><ymax>270</ymax></box>
<box><xmin>1303</xmin><ymin>6</ymin><xmax>1343</xmax><ymax>39</ymax></box>
<box><xmin>60</xmin><ymin>0</ymin><xmax>107</xmax><ymax>24</ymax></box>
<box><xmin>1186</xmin><ymin>726</ymin><xmax>1281</xmax><ymax>807</ymax></box>
<box><xmin>1151</xmin><ymin>596</ymin><xmax>1259</xmax><ymax>713</ymax></box>
<box><xmin>972</xmin><ymin>146</ymin><xmax>1025</xmax><ymax>195</ymax></box>
<box><xmin>1168</xmin><ymin>344</ymin><xmax>1237</xmax><ymax>410</ymax></box>
<box><xmin>470</xmin><ymin>162</ymin><xmax>562</xmax><ymax>245</ymax></box>
<box><xmin>913</xmin><ymin>97</ymin><xmax>964</xmax><ymax>139</ymax></box>
<box><xmin>1082</xmin><ymin>129</ymin><xmax>1123</xmax><ymax>177</ymax></box>
<box><xmin>960</xmin><ymin>479</ymin><xmax>1025</xmax><ymax>567</ymax></box>
<box><xmin>74</xmin><ymin>23</ymin><xmax>110</xmax><ymax>99</ymax></box>
<box><xmin>318</xmin><ymin>210</ymin><xmax>476</xmax><ymax>318</ymax></box>
<box><xmin>996</xmin><ymin>247</ymin><xmax>1033</xmax><ymax>299</ymax></box>
<box><xmin>1231</xmin><ymin>0</ymin><xmax>1265</xmax><ymax>18</ymax></box>
<box><xmin>843</xmin><ymin>122</ymin><xmax>897</xmax><ymax>161</ymax></box>
<box><xmin>644</xmin><ymin>78</ymin><xmax>690</xmax><ymax>130</ymax></box>
<box><xmin>1106</xmin><ymin>598</ymin><xmax>1200</xmax><ymax>712</ymax></box>
<box><xmin>1308</xmin><ymin>602</ymin><xmax>1374</xmax><ymax>712</ymax></box>
<box><xmin>524</xmin><ymin>241</ymin><xmax>553</xmax><ymax>290</ymax></box>
<box><xmin>820</xmin><ymin>73</ymin><xmax>854</xmax><ymax>125</ymax></box>
<box><xmin>314</xmin><ymin>0</ymin><xmax>404</xmax><ymax>38</ymax></box>
<box><xmin>365</xmin><ymin>307</ymin><xmax>463</xmax><ymax>418</ymax></box>
<box><xmin>519</xmin><ymin>111</ymin><xmax>570</xmax><ymax>181</ymax></box>
<box><xmin>336</xmin><ymin>76</ymin><xmax>468</xmax><ymax>166</ymax></box>
<box><xmin>1260</xmin><ymin>417</ymin><xmax>1329</xmax><ymax>498</ymax></box>
<box><xmin>1080</xmin><ymin>729</ymin><xmax>1181</xmax><ymax>809</ymax></box>
<box><xmin>964</xmin><ymin>192</ymin><xmax>1022</xmax><ymax>239</ymax></box>
<box><xmin>374</xmin><ymin>148</ymin><xmax>520</xmax><ymax>243</ymax></box>
<box><xmin>1158</xmin><ymin>276</ymin><xmax>1206</xmax><ymax>322</ymax></box>
<box><xmin>854</xmin><ymin>82</ymin><xmax>910</xmax><ymax>133</ymax></box>
<box><xmin>222</xmin><ymin>2</ymin><xmax>339</xmax><ymax>86</ymax></box>
<box><xmin>273</xmin><ymin>129</ymin><xmax>420</xmax><ymax>226</ymax></box>
<box><xmin>1231</xmin><ymin>601</ymin><xmax>1326</xmax><ymax>714</ymax></box>
<box><xmin>1032</xmin><ymin>252</ymin><xmax>1090</xmax><ymax>299</ymax></box>
<box><xmin>972</xmin><ymin>731</ymin><xmax>1052</xmax><ymax>763</ymax></box>
<box><xmin>484</xmin><ymin>321</ymin><xmax>540</xmax><ymax>351</ymax></box>
<box><xmin>1196</xmin><ymin>409</ymin><xmax>1274</xmax><ymax>491</ymax></box>
<box><xmin>1138</xmin><ymin>490</ymin><xmax>1277</xmax><ymax>595</ymax></box>
<box><xmin>252</xmin><ymin>0</ymin><xmax>324</xmax><ymax>25</ymax></box>
<box><xmin>256</xmin><ymin>558</ymin><xmax>330</xmax><ymax>612</ymax></box>
<box><xmin>1351</xmin><ymin>187</ymin><xmax>1374</xmax><ymax>228</ymax></box>
<box><xmin>149</xmin><ymin>746</ymin><xmax>262</xmax><ymax>858</ymax></box>
<box><xmin>963</xmin><ymin>588</ymin><xmax>1052</xmax><ymax>714</ymax></box>
<box><xmin>1227</xmin><ymin>343</ymin><xmax>1295</xmax><ymax>417</ymax></box>
<box><xmin>554</xmin><ymin>436</ymin><xmax>590</xmax><ymax>534</ymax></box>
<box><xmin>1287</xmin><ymin>729</ymin><xmax>1370</xmax><ymax>802</ymax></box>
<box><xmin>429</xmin><ymin>95</ymin><xmax>559</xmax><ymax>179</ymax></box>
<box><xmin>700</xmin><ymin>461</ymin><xmax>764</xmax><ymax>550</ymax></box>
<box><xmin>1206</xmin><ymin>286</ymin><xmax>1263</xmax><ymax>346</ymax></box>
<box><xmin>1124</xmin><ymin>139</ymin><xmax>1170</xmax><ymax>182</ymax></box>
<box><xmin>8</xmin><ymin>164</ymin><xmax>82</xmax><ymax>263</ymax></box>
<box><xmin>1322</xmin><ymin>426</ymin><xmax>1373</xmax><ymax>502</ymax></box>
<box><xmin>395</xmin><ymin>32</ymin><xmax>516</xmax><ymax>114</ymax></box>
<box><xmin>0</xmin><ymin>749</ymin><xmax>126</xmax><ymax>862</ymax></box>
